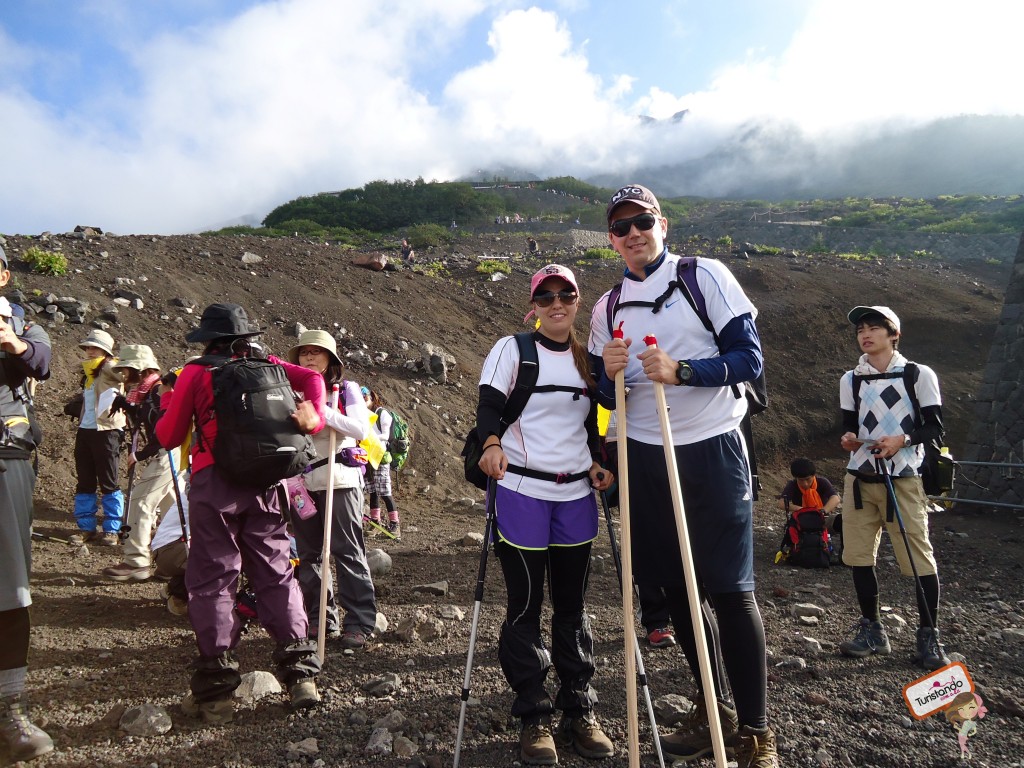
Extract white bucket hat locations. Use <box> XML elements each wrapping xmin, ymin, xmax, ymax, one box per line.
<box><xmin>79</xmin><ymin>329</ymin><xmax>116</xmax><ymax>356</ymax></box>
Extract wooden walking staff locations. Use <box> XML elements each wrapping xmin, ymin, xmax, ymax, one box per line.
<box><xmin>316</xmin><ymin>384</ymin><xmax>341</xmax><ymax>661</ymax></box>
<box><xmin>643</xmin><ymin>334</ymin><xmax>728</xmax><ymax>768</ymax></box>
<box><xmin>613</xmin><ymin>321</ymin><xmax>641</xmax><ymax>768</ymax></box>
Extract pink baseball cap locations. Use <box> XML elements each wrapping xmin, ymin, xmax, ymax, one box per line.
<box><xmin>529</xmin><ymin>264</ymin><xmax>579</xmax><ymax>299</ymax></box>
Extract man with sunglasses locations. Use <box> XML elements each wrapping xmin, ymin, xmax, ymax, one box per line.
<box><xmin>588</xmin><ymin>186</ymin><xmax>777</xmax><ymax>767</ymax></box>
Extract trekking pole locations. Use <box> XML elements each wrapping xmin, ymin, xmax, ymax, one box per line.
<box><xmin>118</xmin><ymin>426</ymin><xmax>141</xmax><ymax>542</ymax></box>
<box><xmin>166</xmin><ymin>448</ymin><xmax>189</xmax><ymax>550</ymax></box>
<box><xmin>316</xmin><ymin>384</ymin><xmax>341</xmax><ymax>662</ymax></box>
<box><xmin>362</xmin><ymin>514</ymin><xmax>398</xmax><ymax>540</ymax></box>
<box><xmin>613</xmin><ymin>322</ymin><xmax>641</xmax><ymax>768</ymax></box>
<box><xmin>31</xmin><ymin>530</ymin><xmax>74</xmax><ymax>546</ymax></box>
<box><xmin>874</xmin><ymin>455</ymin><xmax>936</xmax><ymax>629</ymax></box>
<box><xmin>599</xmin><ymin>490</ymin><xmax>667</xmax><ymax>768</ymax></box>
<box><xmin>644</xmin><ymin>334</ymin><xmax>728</xmax><ymax>768</ymax></box>
<box><xmin>453</xmin><ymin>477</ymin><xmax>498</xmax><ymax>768</ymax></box>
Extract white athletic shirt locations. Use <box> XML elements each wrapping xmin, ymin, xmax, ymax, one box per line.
<box><xmin>588</xmin><ymin>252</ymin><xmax>757</xmax><ymax>446</ymax></box>
<box><xmin>479</xmin><ymin>335</ymin><xmax>593</xmax><ymax>502</ymax></box>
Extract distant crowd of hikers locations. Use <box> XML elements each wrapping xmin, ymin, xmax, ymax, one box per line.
<box><xmin>1</xmin><ymin>183</ymin><xmax>955</xmax><ymax>767</ymax></box>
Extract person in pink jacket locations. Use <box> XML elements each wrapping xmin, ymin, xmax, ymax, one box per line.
<box><xmin>156</xmin><ymin>303</ymin><xmax>326</xmax><ymax>724</ymax></box>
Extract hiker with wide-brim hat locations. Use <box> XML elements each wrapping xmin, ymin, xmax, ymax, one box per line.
<box><xmin>69</xmin><ymin>329</ymin><xmax>127</xmax><ymax>548</ymax></box>
<box><xmin>286</xmin><ymin>329</ymin><xmax>376</xmax><ymax>650</ymax></box>
<box><xmin>154</xmin><ymin>303</ymin><xmax>329</xmax><ymax>722</ymax></box>
<box><xmin>101</xmin><ymin>345</ymin><xmax>175</xmax><ymax>584</ymax></box>
<box><xmin>474</xmin><ymin>264</ymin><xmax>615</xmax><ymax>765</ymax></box>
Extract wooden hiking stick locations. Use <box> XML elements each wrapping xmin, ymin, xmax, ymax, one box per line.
<box><xmin>644</xmin><ymin>334</ymin><xmax>728</xmax><ymax>768</ymax></box>
<box><xmin>316</xmin><ymin>384</ymin><xmax>341</xmax><ymax>661</ymax></box>
<box><xmin>614</xmin><ymin>322</ymin><xmax>641</xmax><ymax>768</ymax></box>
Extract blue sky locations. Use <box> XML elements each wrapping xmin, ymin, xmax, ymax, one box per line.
<box><xmin>1</xmin><ymin>0</ymin><xmax>1021</xmax><ymax>233</ymax></box>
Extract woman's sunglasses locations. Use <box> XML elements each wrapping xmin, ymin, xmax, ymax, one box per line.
<box><xmin>609</xmin><ymin>212</ymin><xmax>658</xmax><ymax>238</ymax></box>
<box><xmin>532</xmin><ymin>289</ymin><xmax>579</xmax><ymax>308</ymax></box>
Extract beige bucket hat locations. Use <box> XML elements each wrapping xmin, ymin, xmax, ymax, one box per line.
<box><xmin>113</xmin><ymin>344</ymin><xmax>160</xmax><ymax>372</ymax></box>
<box><xmin>287</xmin><ymin>329</ymin><xmax>342</xmax><ymax>367</ymax></box>
<box><xmin>79</xmin><ymin>329</ymin><xmax>116</xmax><ymax>356</ymax></box>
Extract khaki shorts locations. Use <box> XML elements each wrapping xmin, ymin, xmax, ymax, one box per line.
<box><xmin>841</xmin><ymin>474</ymin><xmax>937</xmax><ymax>576</ymax></box>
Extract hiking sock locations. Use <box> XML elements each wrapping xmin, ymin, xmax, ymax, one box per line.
<box><xmin>369</xmin><ymin>507</ymin><xmax>382</xmax><ymax>522</ymax></box>
<box><xmin>916</xmin><ymin>574</ymin><xmax>941</xmax><ymax>628</ymax></box>
<box><xmin>0</xmin><ymin>667</ymin><xmax>27</xmax><ymax>698</ymax></box>
<box><xmin>851</xmin><ymin>566</ymin><xmax>880</xmax><ymax>621</ymax></box>
<box><xmin>388</xmin><ymin>510</ymin><xmax>400</xmax><ymax>523</ymax></box>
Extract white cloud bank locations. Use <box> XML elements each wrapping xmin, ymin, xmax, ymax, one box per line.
<box><xmin>1</xmin><ymin>0</ymin><xmax>1021</xmax><ymax>233</ymax></box>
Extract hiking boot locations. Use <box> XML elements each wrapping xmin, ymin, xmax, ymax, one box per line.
<box><xmin>520</xmin><ymin>717</ymin><xmax>558</xmax><ymax>766</ymax></box>
<box><xmin>386</xmin><ymin>520</ymin><xmax>402</xmax><ymax>540</ymax></box>
<box><xmin>557</xmin><ymin>713</ymin><xmax>614</xmax><ymax>759</ymax></box>
<box><xmin>181</xmin><ymin>693</ymin><xmax>234</xmax><ymax>725</ymax></box>
<box><xmin>839</xmin><ymin>617</ymin><xmax>891</xmax><ymax>658</ymax></box>
<box><xmin>339</xmin><ymin>630</ymin><xmax>367</xmax><ymax>650</ymax></box>
<box><xmin>732</xmin><ymin>725</ymin><xmax>779</xmax><ymax>768</ymax></box>
<box><xmin>96</xmin><ymin>532</ymin><xmax>120</xmax><ymax>547</ymax></box>
<box><xmin>68</xmin><ymin>530</ymin><xmax>100</xmax><ymax>546</ymax></box>
<box><xmin>289</xmin><ymin>678</ymin><xmax>320</xmax><ymax>710</ymax></box>
<box><xmin>660</xmin><ymin>697</ymin><xmax>738</xmax><ymax>761</ymax></box>
<box><xmin>647</xmin><ymin>627</ymin><xmax>677</xmax><ymax>648</ymax></box>
<box><xmin>914</xmin><ymin>626</ymin><xmax>951</xmax><ymax>670</ymax></box>
<box><xmin>0</xmin><ymin>694</ymin><xmax>54</xmax><ymax>762</ymax></box>
<box><xmin>102</xmin><ymin>562</ymin><xmax>151</xmax><ymax>582</ymax></box>
<box><xmin>309</xmin><ymin>625</ymin><xmax>341</xmax><ymax>641</ymax></box>
<box><xmin>167</xmin><ymin>595</ymin><xmax>189</xmax><ymax>616</ymax></box>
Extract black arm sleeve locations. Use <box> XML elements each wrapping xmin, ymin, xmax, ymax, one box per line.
<box><xmin>590</xmin><ymin>352</ymin><xmax>616</xmax><ymax>410</ymax></box>
<box><xmin>911</xmin><ymin>404</ymin><xmax>943</xmax><ymax>445</ymax></box>
<box><xmin>475</xmin><ymin>384</ymin><xmax>507</xmax><ymax>442</ymax></box>
<box><xmin>585</xmin><ymin>396</ymin><xmax>601</xmax><ymax>461</ymax></box>
<box><xmin>842</xmin><ymin>408</ymin><xmax>858</xmax><ymax>434</ymax></box>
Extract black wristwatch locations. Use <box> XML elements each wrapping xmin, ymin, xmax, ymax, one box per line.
<box><xmin>675</xmin><ymin>360</ymin><xmax>694</xmax><ymax>386</ymax></box>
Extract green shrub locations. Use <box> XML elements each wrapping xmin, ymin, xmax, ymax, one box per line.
<box><xmin>753</xmin><ymin>244</ymin><xmax>783</xmax><ymax>255</ymax></box>
<box><xmin>22</xmin><ymin>246</ymin><xmax>68</xmax><ymax>276</ymax></box>
<box><xmin>807</xmin><ymin>233</ymin><xmax>830</xmax><ymax>254</ymax></box>
<box><xmin>418</xmin><ymin>260</ymin><xmax>450</xmax><ymax>278</ymax></box>
<box><xmin>406</xmin><ymin>223</ymin><xmax>452</xmax><ymax>249</ymax></box>
<box><xmin>476</xmin><ymin>260</ymin><xmax>511</xmax><ymax>276</ymax></box>
<box><xmin>582</xmin><ymin>247</ymin><xmax>619</xmax><ymax>260</ymax></box>
<box><xmin>836</xmin><ymin>252</ymin><xmax>872</xmax><ymax>261</ymax></box>
<box><xmin>716</xmin><ymin>235</ymin><xmax>733</xmax><ymax>250</ymax></box>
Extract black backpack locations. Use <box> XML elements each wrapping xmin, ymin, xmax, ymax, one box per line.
<box><xmin>191</xmin><ymin>355</ymin><xmax>317</xmax><ymax>489</ymax></box>
<box><xmin>776</xmin><ymin>504</ymin><xmax>833</xmax><ymax>568</ymax></box>
<box><xmin>605</xmin><ymin>255</ymin><xmax>767</xmax><ymax>497</ymax></box>
<box><xmin>851</xmin><ymin>363</ymin><xmax>955</xmax><ymax>496</ymax></box>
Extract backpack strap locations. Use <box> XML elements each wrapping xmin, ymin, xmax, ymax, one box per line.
<box><xmin>531</xmin><ymin>384</ymin><xmax>592</xmax><ymax>400</ymax></box>
<box><xmin>851</xmin><ymin>366</ymin><xmax>920</xmax><ymax>424</ymax></box>
<box><xmin>498</xmin><ymin>332</ymin><xmax>540</xmax><ymax>433</ymax></box>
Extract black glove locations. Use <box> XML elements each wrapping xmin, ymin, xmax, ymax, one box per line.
<box><xmin>109</xmin><ymin>393</ymin><xmax>130</xmax><ymax>416</ymax></box>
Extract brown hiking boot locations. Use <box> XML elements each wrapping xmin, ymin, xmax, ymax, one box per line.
<box><xmin>557</xmin><ymin>713</ymin><xmax>614</xmax><ymax>759</ymax></box>
<box><xmin>0</xmin><ymin>694</ymin><xmax>54</xmax><ymax>762</ymax></box>
<box><xmin>181</xmin><ymin>693</ymin><xmax>234</xmax><ymax>725</ymax></box>
<box><xmin>660</xmin><ymin>697</ymin><xmax>738</xmax><ymax>761</ymax></box>
<box><xmin>520</xmin><ymin>717</ymin><xmax>558</xmax><ymax>766</ymax></box>
<box><xmin>289</xmin><ymin>678</ymin><xmax>320</xmax><ymax>710</ymax></box>
<box><xmin>733</xmin><ymin>725</ymin><xmax>779</xmax><ymax>768</ymax></box>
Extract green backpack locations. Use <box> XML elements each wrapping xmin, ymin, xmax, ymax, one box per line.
<box><xmin>381</xmin><ymin>408</ymin><xmax>411</xmax><ymax>471</ymax></box>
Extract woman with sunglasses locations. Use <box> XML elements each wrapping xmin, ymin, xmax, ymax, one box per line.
<box><xmin>475</xmin><ymin>264</ymin><xmax>615</xmax><ymax>765</ymax></box>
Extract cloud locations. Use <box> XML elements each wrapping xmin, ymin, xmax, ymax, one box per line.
<box><xmin>0</xmin><ymin>0</ymin><xmax>1021</xmax><ymax>234</ymax></box>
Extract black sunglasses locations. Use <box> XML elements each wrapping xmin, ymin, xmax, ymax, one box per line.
<box><xmin>532</xmin><ymin>289</ymin><xmax>579</xmax><ymax>308</ymax></box>
<box><xmin>609</xmin><ymin>212</ymin><xmax>658</xmax><ymax>237</ymax></box>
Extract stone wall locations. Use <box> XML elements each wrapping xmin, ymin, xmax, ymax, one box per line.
<box><xmin>957</xmin><ymin>232</ymin><xmax>1024</xmax><ymax>510</ymax></box>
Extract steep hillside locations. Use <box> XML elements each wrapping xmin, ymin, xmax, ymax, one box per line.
<box><xmin>3</xmin><ymin>227</ymin><xmax>1020</xmax><ymax>768</ymax></box>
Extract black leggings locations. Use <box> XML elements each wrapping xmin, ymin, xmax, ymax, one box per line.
<box><xmin>663</xmin><ymin>586</ymin><xmax>767</xmax><ymax>730</ymax></box>
<box><xmin>495</xmin><ymin>540</ymin><xmax>597</xmax><ymax>720</ymax></box>
<box><xmin>0</xmin><ymin>607</ymin><xmax>30</xmax><ymax>670</ymax></box>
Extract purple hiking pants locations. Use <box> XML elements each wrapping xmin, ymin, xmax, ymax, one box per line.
<box><xmin>186</xmin><ymin>468</ymin><xmax>307</xmax><ymax>657</ymax></box>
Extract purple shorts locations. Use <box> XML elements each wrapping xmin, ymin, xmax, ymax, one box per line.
<box><xmin>494</xmin><ymin>484</ymin><xmax>598</xmax><ymax>549</ymax></box>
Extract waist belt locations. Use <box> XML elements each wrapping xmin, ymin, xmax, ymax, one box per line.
<box><xmin>848</xmin><ymin>469</ymin><xmax>914</xmax><ymax>522</ymax></box>
<box><xmin>505</xmin><ymin>464</ymin><xmax>590</xmax><ymax>484</ymax></box>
